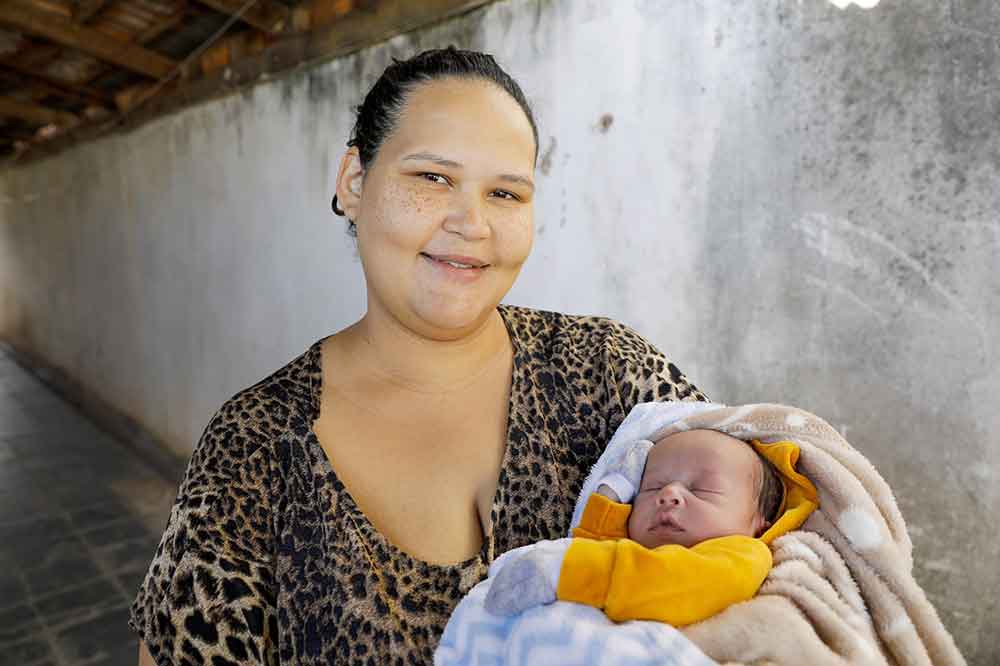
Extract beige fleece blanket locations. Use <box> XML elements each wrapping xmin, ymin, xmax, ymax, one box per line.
<box><xmin>639</xmin><ymin>403</ymin><xmax>966</xmax><ymax>666</ymax></box>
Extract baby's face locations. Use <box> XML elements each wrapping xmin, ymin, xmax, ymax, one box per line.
<box><xmin>627</xmin><ymin>429</ymin><xmax>767</xmax><ymax>549</ymax></box>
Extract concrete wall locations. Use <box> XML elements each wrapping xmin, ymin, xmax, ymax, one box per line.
<box><xmin>1</xmin><ymin>0</ymin><xmax>996</xmax><ymax>661</ymax></box>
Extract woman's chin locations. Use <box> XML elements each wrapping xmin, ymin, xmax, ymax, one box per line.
<box><xmin>410</xmin><ymin>300</ymin><xmax>498</xmax><ymax>338</ymax></box>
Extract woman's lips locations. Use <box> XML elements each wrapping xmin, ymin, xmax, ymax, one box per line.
<box><xmin>420</xmin><ymin>252</ymin><xmax>489</xmax><ymax>268</ymax></box>
<box><xmin>420</xmin><ymin>253</ymin><xmax>489</xmax><ymax>281</ymax></box>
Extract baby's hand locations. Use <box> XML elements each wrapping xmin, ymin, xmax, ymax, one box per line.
<box><xmin>484</xmin><ymin>539</ymin><xmax>571</xmax><ymax>616</ymax></box>
<box><xmin>595</xmin><ymin>483</ymin><xmax>622</xmax><ymax>503</ymax></box>
<box><xmin>596</xmin><ymin>438</ymin><xmax>655</xmax><ymax>504</ymax></box>
<box><xmin>487</xmin><ymin>543</ymin><xmax>534</xmax><ymax>579</ymax></box>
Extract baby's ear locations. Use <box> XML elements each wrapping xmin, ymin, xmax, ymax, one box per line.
<box><xmin>752</xmin><ymin>513</ymin><xmax>772</xmax><ymax>538</ymax></box>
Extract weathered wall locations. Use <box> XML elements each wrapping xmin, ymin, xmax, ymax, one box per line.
<box><xmin>0</xmin><ymin>0</ymin><xmax>996</xmax><ymax>661</ymax></box>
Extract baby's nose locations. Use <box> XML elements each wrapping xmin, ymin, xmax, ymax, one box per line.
<box><xmin>656</xmin><ymin>483</ymin><xmax>685</xmax><ymax>507</ymax></box>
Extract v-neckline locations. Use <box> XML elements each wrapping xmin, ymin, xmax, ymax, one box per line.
<box><xmin>305</xmin><ymin>304</ymin><xmax>526</xmax><ymax>571</ymax></box>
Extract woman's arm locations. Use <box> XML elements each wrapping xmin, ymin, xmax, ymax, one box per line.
<box><xmin>138</xmin><ymin>641</ymin><xmax>155</xmax><ymax>666</ymax></box>
<box><xmin>129</xmin><ymin>399</ymin><xmax>278</xmax><ymax>665</ymax></box>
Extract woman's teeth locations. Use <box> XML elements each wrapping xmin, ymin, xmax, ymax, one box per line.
<box><xmin>423</xmin><ymin>253</ymin><xmax>483</xmax><ymax>269</ymax></box>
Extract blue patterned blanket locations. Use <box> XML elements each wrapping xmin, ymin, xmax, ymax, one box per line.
<box><xmin>434</xmin><ymin>574</ymin><xmax>715</xmax><ymax>666</ymax></box>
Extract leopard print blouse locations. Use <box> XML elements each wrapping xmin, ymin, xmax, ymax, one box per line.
<box><xmin>129</xmin><ymin>304</ymin><xmax>706</xmax><ymax>665</ymax></box>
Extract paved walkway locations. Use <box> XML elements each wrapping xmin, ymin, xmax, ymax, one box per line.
<box><xmin>0</xmin><ymin>349</ymin><xmax>177</xmax><ymax>666</ymax></box>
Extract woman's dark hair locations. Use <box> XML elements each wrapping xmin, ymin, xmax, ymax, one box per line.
<box><xmin>331</xmin><ymin>46</ymin><xmax>539</xmax><ymax>235</ymax></box>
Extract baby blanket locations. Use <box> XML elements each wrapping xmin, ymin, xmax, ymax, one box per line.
<box><xmin>434</xmin><ymin>580</ymin><xmax>715</xmax><ymax>666</ymax></box>
<box><xmin>435</xmin><ymin>401</ymin><xmax>965</xmax><ymax>666</ymax></box>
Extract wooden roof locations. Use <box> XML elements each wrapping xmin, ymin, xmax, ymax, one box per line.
<box><xmin>0</xmin><ymin>0</ymin><xmax>492</xmax><ymax>163</ymax></box>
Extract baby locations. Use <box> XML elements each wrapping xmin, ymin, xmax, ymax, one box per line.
<box><xmin>484</xmin><ymin>428</ymin><xmax>816</xmax><ymax>626</ymax></box>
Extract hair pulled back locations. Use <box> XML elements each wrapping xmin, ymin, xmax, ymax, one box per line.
<box><xmin>331</xmin><ymin>46</ymin><xmax>539</xmax><ymax>235</ymax></box>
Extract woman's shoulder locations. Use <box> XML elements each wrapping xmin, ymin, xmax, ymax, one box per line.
<box><xmin>196</xmin><ymin>338</ymin><xmax>323</xmax><ymax>459</ymax></box>
<box><xmin>499</xmin><ymin>304</ymin><xmax>704</xmax><ymax>401</ymax></box>
<box><xmin>499</xmin><ymin>304</ymin><xmax>659</xmax><ymax>359</ymax></box>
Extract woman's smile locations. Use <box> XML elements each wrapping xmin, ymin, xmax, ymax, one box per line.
<box><xmin>420</xmin><ymin>251</ymin><xmax>490</xmax><ymax>268</ymax></box>
<box><xmin>420</xmin><ymin>252</ymin><xmax>491</xmax><ymax>282</ymax></box>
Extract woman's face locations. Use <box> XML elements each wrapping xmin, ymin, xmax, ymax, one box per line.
<box><xmin>339</xmin><ymin>78</ymin><xmax>536</xmax><ymax>339</ymax></box>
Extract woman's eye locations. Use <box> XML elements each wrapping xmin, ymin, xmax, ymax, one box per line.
<box><xmin>491</xmin><ymin>189</ymin><xmax>519</xmax><ymax>201</ymax></box>
<box><xmin>420</xmin><ymin>173</ymin><xmax>449</xmax><ymax>185</ymax></box>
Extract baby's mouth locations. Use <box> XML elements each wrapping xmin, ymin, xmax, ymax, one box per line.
<box><xmin>653</xmin><ymin>514</ymin><xmax>684</xmax><ymax>532</ymax></box>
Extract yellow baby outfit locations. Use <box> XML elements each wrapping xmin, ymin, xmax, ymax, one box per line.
<box><xmin>556</xmin><ymin>440</ymin><xmax>819</xmax><ymax>626</ymax></box>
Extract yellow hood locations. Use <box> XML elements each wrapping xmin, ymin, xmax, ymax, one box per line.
<box><xmin>750</xmin><ymin>439</ymin><xmax>819</xmax><ymax>545</ymax></box>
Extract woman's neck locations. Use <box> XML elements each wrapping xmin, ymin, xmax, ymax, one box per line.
<box><xmin>343</xmin><ymin>304</ymin><xmax>512</xmax><ymax>394</ymax></box>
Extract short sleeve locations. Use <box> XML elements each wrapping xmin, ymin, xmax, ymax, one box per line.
<box><xmin>129</xmin><ymin>402</ymin><xmax>279</xmax><ymax>666</ymax></box>
<box><xmin>603</xmin><ymin>319</ymin><xmax>708</xmax><ymax>426</ymax></box>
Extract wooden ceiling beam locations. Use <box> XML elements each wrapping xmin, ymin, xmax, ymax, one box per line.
<box><xmin>0</xmin><ymin>62</ymin><xmax>111</xmax><ymax>106</ymax></box>
<box><xmin>76</xmin><ymin>4</ymin><xmax>188</xmax><ymax>91</ymax></box>
<box><xmin>72</xmin><ymin>0</ymin><xmax>110</xmax><ymax>23</ymax></box>
<box><xmin>0</xmin><ymin>95</ymin><xmax>77</xmax><ymax>126</ymax></box>
<box><xmin>11</xmin><ymin>43</ymin><xmax>62</xmax><ymax>70</ymax></box>
<box><xmin>135</xmin><ymin>4</ymin><xmax>189</xmax><ymax>44</ymax></box>
<box><xmin>12</xmin><ymin>0</ymin><xmax>503</xmax><ymax>164</ymax></box>
<box><xmin>0</xmin><ymin>1</ymin><xmax>176</xmax><ymax>79</ymax></box>
<box><xmin>192</xmin><ymin>0</ymin><xmax>290</xmax><ymax>34</ymax></box>
<box><xmin>0</xmin><ymin>125</ymin><xmax>39</xmax><ymax>142</ymax></box>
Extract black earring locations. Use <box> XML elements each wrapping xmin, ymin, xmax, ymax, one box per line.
<box><xmin>331</xmin><ymin>194</ymin><xmax>345</xmax><ymax>216</ymax></box>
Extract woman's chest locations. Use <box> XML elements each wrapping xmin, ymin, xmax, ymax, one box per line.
<box><xmin>312</xmin><ymin>382</ymin><xmax>511</xmax><ymax>564</ymax></box>
<box><xmin>271</xmin><ymin>509</ymin><xmax>481</xmax><ymax>666</ymax></box>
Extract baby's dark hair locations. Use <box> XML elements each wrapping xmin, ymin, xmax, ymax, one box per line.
<box><xmin>754</xmin><ymin>449</ymin><xmax>785</xmax><ymax>525</ymax></box>
<box><xmin>332</xmin><ymin>46</ymin><xmax>539</xmax><ymax>235</ymax></box>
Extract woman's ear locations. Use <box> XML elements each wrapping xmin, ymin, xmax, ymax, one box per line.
<box><xmin>335</xmin><ymin>147</ymin><xmax>364</xmax><ymax>223</ymax></box>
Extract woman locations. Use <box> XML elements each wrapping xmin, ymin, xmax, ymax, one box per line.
<box><xmin>132</xmin><ymin>47</ymin><xmax>706</xmax><ymax>666</ymax></box>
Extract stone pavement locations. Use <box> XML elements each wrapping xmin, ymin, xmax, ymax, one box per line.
<box><xmin>0</xmin><ymin>349</ymin><xmax>177</xmax><ymax>666</ymax></box>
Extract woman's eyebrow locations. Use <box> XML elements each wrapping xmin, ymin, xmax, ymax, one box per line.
<box><xmin>402</xmin><ymin>151</ymin><xmax>462</xmax><ymax>168</ymax></box>
<box><xmin>402</xmin><ymin>152</ymin><xmax>534</xmax><ymax>192</ymax></box>
<box><xmin>499</xmin><ymin>173</ymin><xmax>535</xmax><ymax>192</ymax></box>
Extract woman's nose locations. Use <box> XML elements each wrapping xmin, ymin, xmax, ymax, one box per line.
<box><xmin>656</xmin><ymin>483</ymin><xmax>686</xmax><ymax>507</ymax></box>
<box><xmin>442</xmin><ymin>195</ymin><xmax>490</xmax><ymax>240</ymax></box>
